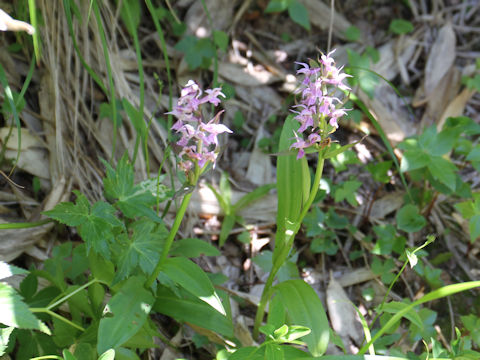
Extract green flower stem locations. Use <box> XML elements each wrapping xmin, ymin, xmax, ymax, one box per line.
<box><xmin>30</xmin><ymin>308</ymin><xmax>85</xmax><ymax>332</ymax></box>
<box><xmin>253</xmin><ymin>154</ymin><xmax>325</xmax><ymax>339</ymax></box>
<box><xmin>47</xmin><ymin>279</ymin><xmax>99</xmax><ymax>311</ymax></box>
<box><xmin>145</xmin><ymin>164</ymin><xmax>200</xmax><ymax>289</ymax></box>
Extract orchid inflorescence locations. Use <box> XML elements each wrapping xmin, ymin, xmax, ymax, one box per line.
<box><xmin>169</xmin><ymin>80</ymin><xmax>232</xmax><ymax>173</ymax></box>
<box><xmin>290</xmin><ymin>50</ymin><xmax>351</xmax><ymax>159</ymax></box>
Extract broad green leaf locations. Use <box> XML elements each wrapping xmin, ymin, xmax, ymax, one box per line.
<box><xmin>97</xmin><ymin>276</ymin><xmax>154</xmax><ymax>354</ymax></box>
<box><xmin>162</xmin><ymin>257</ymin><xmax>226</xmax><ymax>316</ymax></box>
<box><xmin>427</xmin><ymin>156</ymin><xmax>457</xmax><ymax>191</ymax></box>
<box><xmin>98</xmin><ymin>349</ymin><xmax>115</xmax><ymax>360</ymax></box>
<box><xmin>0</xmin><ymin>326</ymin><xmax>14</xmax><ymax>356</ymax></box>
<box><xmin>265</xmin><ymin>0</ymin><xmax>290</xmax><ymax>13</ymax></box>
<box><xmin>288</xmin><ymin>0</ymin><xmax>310</xmax><ymax>30</ymax></box>
<box><xmin>274</xmin><ymin>280</ymin><xmax>329</xmax><ymax>356</ymax></box>
<box><xmin>170</xmin><ymin>238</ymin><xmax>221</xmax><ymax>258</ymax></box>
<box><xmin>396</xmin><ymin>204</ymin><xmax>426</xmax><ymax>233</ymax></box>
<box><xmin>389</xmin><ymin>19</ymin><xmax>414</xmax><ymax>34</ymax></box>
<box><xmin>0</xmin><ymin>261</ymin><xmax>28</xmax><ymax>280</ymax></box>
<box><xmin>0</xmin><ymin>283</ymin><xmax>51</xmax><ymax>334</ymax></box>
<box><xmin>381</xmin><ymin>302</ymin><xmax>423</xmax><ymax>328</ymax></box>
<box><xmin>154</xmin><ymin>286</ymin><xmax>233</xmax><ymax>337</ymax></box>
<box><xmin>112</xmin><ymin>219</ymin><xmax>166</xmax><ymax>283</ymax></box>
<box><xmin>400</xmin><ymin>150</ymin><xmax>429</xmax><ymax>172</ymax></box>
<box><xmin>466</xmin><ymin>145</ymin><xmax>480</xmax><ymax>162</ymax></box>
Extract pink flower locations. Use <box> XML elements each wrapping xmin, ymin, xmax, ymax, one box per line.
<box><xmin>168</xmin><ymin>81</ymin><xmax>232</xmax><ymax>171</ymax></box>
<box><xmin>289</xmin><ymin>49</ymin><xmax>351</xmax><ymax>159</ymax></box>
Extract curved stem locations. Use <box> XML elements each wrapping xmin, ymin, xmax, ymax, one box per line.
<box><xmin>253</xmin><ymin>154</ymin><xmax>325</xmax><ymax>339</ymax></box>
<box><xmin>30</xmin><ymin>308</ymin><xmax>85</xmax><ymax>332</ymax></box>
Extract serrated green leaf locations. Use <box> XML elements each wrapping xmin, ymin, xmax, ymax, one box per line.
<box><xmin>334</xmin><ymin>180</ymin><xmax>362</xmax><ymax>206</ymax></box>
<box><xmin>97</xmin><ymin>276</ymin><xmax>154</xmax><ymax>354</ymax></box>
<box><xmin>396</xmin><ymin>204</ymin><xmax>426</xmax><ymax>233</ymax></box>
<box><xmin>154</xmin><ymin>286</ymin><xmax>233</xmax><ymax>337</ymax></box>
<box><xmin>103</xmin><ymin>154</ymin><xmax>164</xmax><ymax>222</ymax></box>
<box><xmin>427</xmin><ymin>156</ymin><xmax>457</xmax><ymax>191</ymax></box>
<box><xmin>112</xmin><ymin>220</ymin><xmax>166</xmax><ymax>283</ymax></box>
<box><xmin>0</xmin><ymin>261</ymin><xmax>28</xmax><ymax>280</ymax></box>
<box><xmin>288</xmin><ymin>1</ymin><xmax>310</xmax><ymax>30</ymax></box>
<box><xmin>43</xmin><ymin>197</ymin><xmax>89</xmax><ymax>226</ymax></box>
<box><xmin>0</xmin><ymin>283</ymin><xmax>51</xmax><ymax>335</ymax></box>
<box><xmin>0</xmin><ymin>326</ymin><xmax>14</xmax><ymax>356</ymax></box>
<box><xmin>162</xmin><ymin>257</ymin><xmax>226</xmax><ymax>316</ymax></box>
<box><xmin>274</xmin><ymin>280</ymin><xmax>329</xmax><ymax>356</ymax></box>
<box><xmin>170</xmin><ymin>238</ymin><xmax>221</xmax><ymax>258</ymax></box>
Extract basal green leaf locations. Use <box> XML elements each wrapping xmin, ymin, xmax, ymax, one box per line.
<box><xmin>0</xmin><ymin>283</ymin><xmax>51</xmax><ymax>334</ymax></box>
<box><xmin>154</xmin><ymin>286</ymin><xmax>233</xmax><ymax>337</ymax></box>
<box><xmin>162</xmin><ymin>257</ymin><xmax>226</xmax><ymax>316</ymax></box>
<box><xmin>274</xmin><ymin>280</ymin><xmax>329</xmax><ymax>356</ymax></box>
<box><xmin>276</xmin><ymin>115</ymin><xmax>305</xmax><ymax>249</ymax></box>
<box><xmin>171</xmin><ymin>238</ymin><xmax>220</xmax><ymax>258</ymax></box>
<box><xmin>97</xmin><ymin>276</ymin><xmax>154</xmax><ymax>354</ymax></box>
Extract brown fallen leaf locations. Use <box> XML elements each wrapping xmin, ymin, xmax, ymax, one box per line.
<box><xmin>424</xmin><ymin>22</ymin><xmax>456</xmax><ymax>98</ymax></box>
<box><xmin>327</xmin><ymin>274</ymin><xmax>364</xmax><ymax>349</ymax></box>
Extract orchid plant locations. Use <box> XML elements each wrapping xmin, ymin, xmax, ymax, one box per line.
<box><xmin>145</xmin><ymin>80</ymin><xmax>231</xmax><ymax>287</ymax></box>
<box><xmin>251</xmin><ymin>50</ymin><xmax>353</xmax><ymax>354</ymax></box>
